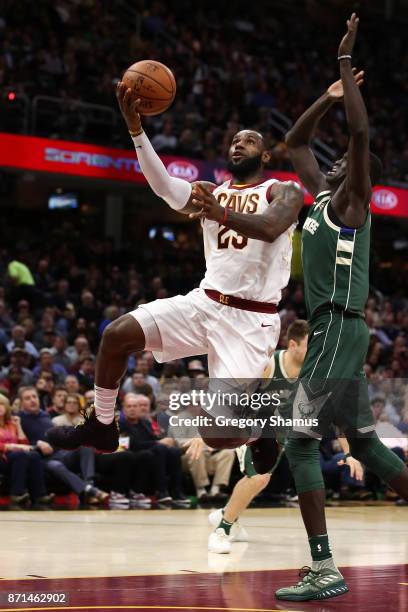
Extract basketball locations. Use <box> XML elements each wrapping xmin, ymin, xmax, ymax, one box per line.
<box><xmin>198</xmin><ymin>408</ymin><xmax>250</xmax><ymax>449</ymax></box>
<box><xmin>121</xmin><ymin>60</ymin><xmax>176</xmax><ymax>116</ymax></box>
<box><xmin>201</xmin><ymin>435</ymin><xmax>250</xmax><ymax>450</ymax></box>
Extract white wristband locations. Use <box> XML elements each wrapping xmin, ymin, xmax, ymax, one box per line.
<box><xmin>338</xmin><ymin>55</ymin><xmax>352</xmax><ymax>61</ymax></box>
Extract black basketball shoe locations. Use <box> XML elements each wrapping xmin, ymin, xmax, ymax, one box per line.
<box><xmin>247</xmin><ymin>436</ymin><xmax>282</xmax><ymax>474</ymax></box>
<box><xmin>46</xmin><ymin>405</ymin><xmax>119</xmax><ymax>453</ymax></box>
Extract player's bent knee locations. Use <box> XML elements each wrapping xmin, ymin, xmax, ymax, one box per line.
<box><xmin>101</xmin><ymin>314</ymin><xmax>145</xmax><ymax>354</ymax></box>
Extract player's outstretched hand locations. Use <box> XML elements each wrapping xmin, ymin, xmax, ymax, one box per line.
<box><xmin>189</xmin><ymin>184</ymin><xmax>224</xmax><ymax>223</ymax></box>
<box><xmin>116</xmin><ymin>81</ymin><xmax>142</xmax><ymax>133</ymax></box>
<box><xmin>338</xmin><ymin>13</ymin><xmax>359</xmax><ymax>57</ymax></box>
<box><xmin>327</xmin><ymin>68</ymin><xmax>364</xmax><ymax>100</ymax></box>
<box><xmin>337</xmin><ymin>455</ymin><xmax>364</xmax><ymax>481</ymax></box>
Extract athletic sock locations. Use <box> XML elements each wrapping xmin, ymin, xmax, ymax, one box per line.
<box><xmin>197</xmin><ymin>487</ymin><xmax>207</xmax><ymax>498</ymax></box>
<box><xmin>312</xmin><ymin>556</ymin><xmax>340</xmax><ymax>574</ymax></box>
<box><xmin>309</xmin><ymin>534</ymin><xmax>332</xmax><ymax>562</ymax></box>
<box><xmin>94</xmin><ymin>385</ymin><xmax>119</xmax><ymax>424</ymax></box>
<box><xmin>217</xmin><ymin>518</ymin><xmax>233</xmax><ymax>536</ymax></box>
<box><xmin>210</xmin><ymin>484</ymin><xmax>220</xmax><ymax>495</ymax></box>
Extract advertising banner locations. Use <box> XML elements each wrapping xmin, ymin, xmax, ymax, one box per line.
<box><xmin>1</xmin><ymin>133</ymin><xmax>407</xmax><ymax>217</ymax></box>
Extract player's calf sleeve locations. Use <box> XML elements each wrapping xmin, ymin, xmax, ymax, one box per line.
<box><xmin>132</xmin><ymin>132</ymin><xmax>192</xmax><ymax>210</ymax></box>
<box><xmin>285</xmin><ymin>437</ymin><xmax>324</xmax><ymax>493</ymax></box>
<box><xmin>348</xmin><ymin>434</ymin><xmax>406</xmax><ymax>484</ymax></box>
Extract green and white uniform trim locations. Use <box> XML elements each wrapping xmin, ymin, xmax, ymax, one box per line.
<box><xmin>289</xmin><ymin>190</ymin><xmax>374</xmax><ymax>439</ymax></box>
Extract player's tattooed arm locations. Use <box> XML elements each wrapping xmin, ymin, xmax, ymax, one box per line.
<box><xmin>338</xmin><ymin>14</ymin><xmax>371</xmax><ymax>213</ymax></box>
<box><xmin>190</xmin><ymin>182</ymin><xmax>303</xmax><ymax>243</ymax></box>
<box><xmin>285</xmin><ymin>69</ymin><xmax>364</xmax><ymax>199</ymax></box>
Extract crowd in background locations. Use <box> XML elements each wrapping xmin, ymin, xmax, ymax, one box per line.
<box><xmin>1</xmin><ymin>0</ymin><xmax>408</xmax><ymax>182</ymax></box>
<box><xmin>0</xmin><ymin>211</ymin><xmax>407</xmax><ymax>509</ymax></box>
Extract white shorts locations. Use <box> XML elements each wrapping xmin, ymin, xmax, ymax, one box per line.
<box><xmin>131</xmin><ymin>288</ymin><xmax>280</xmax><ymax>379</ymax></box>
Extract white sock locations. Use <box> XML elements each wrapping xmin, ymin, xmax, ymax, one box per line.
<box><xmin>197</xmin><ymin>487</ymin><xmax>207</xmax><ymax>497</ymax></box>
<box><xmin>210</xmin><ymin>484</ymin><xmax>220</xmax><ymax>496</ymax></box>
<box><xmin>94</xmin><ymin>385</ymin><xmax>119</xmax><ymax>424</ymax></box>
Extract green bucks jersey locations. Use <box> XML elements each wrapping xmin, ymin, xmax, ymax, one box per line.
<box><xmin>302</xmin><ymin>190</ymin><xmax>370</xmax><ymax>318</ymax></box>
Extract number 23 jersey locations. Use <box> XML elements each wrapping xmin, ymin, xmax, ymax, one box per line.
<box><xmin>200</xmin><ymin>179</ymin><xmax>296</xmax><ymax>303</ymax></box>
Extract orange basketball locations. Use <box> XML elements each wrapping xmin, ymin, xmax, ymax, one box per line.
<box><xmin>121</xmin><ymin>60</ymin><xmax>176</xmax><ymax>116</ymax></box>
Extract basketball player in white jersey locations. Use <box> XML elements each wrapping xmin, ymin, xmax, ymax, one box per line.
<box><xmin>47</xmin><ymin>83</ymin><xmax>304</xmax><ymax>456</ymax></box>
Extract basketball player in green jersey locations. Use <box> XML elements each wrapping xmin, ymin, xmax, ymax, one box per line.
<box><xmin>276</xmin><ymin>14</ymin><xmax>408</xmax><ymax>601</ymax></box>
<box><xmin>208</xmin><ymin>320</ymin><xmax>363</xmax><ymax>554</ymax></box>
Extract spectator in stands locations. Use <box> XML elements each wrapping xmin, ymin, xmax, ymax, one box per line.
<box><xmin>84</xmin><ymin>389</ymin><xmax>95</xmax><ymax>408</ymax></box>
<box><xmin>50</xmin><ymin>335</ymin><xmax>72</xmax><ymax>371</ymax></box>
<box><xmin>120</xmin><ymin>393</ymin><xmax>188</xmax><ymax>505</ymax></box>
<box><xmin>0</xmin><ymin>348</ymin><xmax>34</xmax><ymax>386</ymax></box>
<box><xmin>64</xmin><ymin>375</ymin><xmax>80</xmax><ymax>394</ymax></box>
<box><xmin>0</xmin><ymin>365</ymin><xmax>26</xmax><ymax>402</ymax></box>
<box><xmin>48</xmin><ymin>386</ymin><xmax>68</xmax><ymax>418</ymax></box>
<box><xmin>0</xmin><ymin>394</ymin><xmax>52</xmax><ymax>508</ymax></box>
<box><xmin>77</xmin><ymin>290</ymin><xmax>100</xmax><ymax>326</ymax></box>
<box><xmin>52</xmin><ymin>393</ymin><xmax>83</xmax><ymax>427</ymax></box>
<box><xmin>121</xmin><ymin>372</ymin><xmax>155</xmax><ymax>405</ymax></box>
<box><xmin>32</xmin><ymin>348</ymin><xmax>67</xmax><ymax>383</ymax></box>
<box><xmin>66</xmin><ymin>335</ymin><xmax>91</xmax><ymax>366</ymax></box>
<box><xmin>7</xmin><ymin>325</ymin><xmax>39</xmax><ymax>359</ymax></box>
<box><xmin>76</xmin><ymin>356</ymin><xmax>95</xmax><ymax>392</ymax></box>
<box><xmin>32</xmin><ymin>312</ymin><xmax>55</xmax><ymax>348</ymax></box>
<box><xmin>122</xmin><ymin>366</ymin><xmax>159</xmax><ymax>397</ymax></box>
<box><xmin>7</xmin><ymin>256</ymin><xmax>36</xmax><ymax>307</ymax></box>
<box><xmin>151</xmin><ymin>120</ymin><xmax>178</xmax><ymax>153</ymax></box>
<box><xmin>167</xmin><ymin>401</ymin><xmax>235</xmax><ymax>501</ymax></box>
<box><xmin>35</xmin><ymin>372</ymin><xmax>56</xmax><ymax>411</ymax></box>
<box><xmin>187</xmin><ymin>359</ymin><xmax>206</xmax><ymax>378</ymax></box>
<box><xmin>19</xmin><ymin>386</ymin><xmax>107</xmax><ymax>505</ymax></box>
<box><xmin>0</xmin><ymin>299</ymin><xmax>14</xmax><ymax>342</ymax></box>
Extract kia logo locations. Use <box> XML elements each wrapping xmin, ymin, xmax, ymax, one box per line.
<box><xmin>372</xmin><ymin>189</ymin><xmax>398</xmax><ymax>210</ymax></box>
<box><xmin>167</xmin><ymin>161</ymin><xmax>199</xmax><ymax>182</ymax></box>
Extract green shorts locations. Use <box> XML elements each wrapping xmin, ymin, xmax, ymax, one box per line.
<box><xmin>287</xmin><ymin>311</ymin><xmax>374</xmax><ymax>439</ymax></box>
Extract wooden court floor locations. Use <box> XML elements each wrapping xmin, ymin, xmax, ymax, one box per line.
<box><xmin>0</xmin><ymin>507</ymin><xmax>407</xmax><ymax>611</ymax></box>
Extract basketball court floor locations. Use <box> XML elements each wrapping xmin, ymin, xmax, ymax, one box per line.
<box><xmin>0</xmin><ymin>506</ymin><xmax>407</xmax><ymax>611</ymax></box>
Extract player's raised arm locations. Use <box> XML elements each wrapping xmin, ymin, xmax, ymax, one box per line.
<box><xmin>116</xmin><ymin>82</ymin><xmax>209</xmax><ymax>215</ymax></box>
<box><xmin>285</xmin><ymin>70</ymin><xmax>364</xmax><ymax>199</ymax></box>
<box><xmin>285</xmin><ymin>97</ymin><xmax>332</xmax><ymax>198</ymax></box>
<box><xmin>338</xmin><ymin>14</ymin><xmax>371</xmax><ymax>210</ymax></box>
<box><xmin>190</xmin><ymin>181</ymin><xmax>303</xmax><ymax>243</ymax></box>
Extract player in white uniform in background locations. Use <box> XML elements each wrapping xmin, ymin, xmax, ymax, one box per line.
<box><xmin>47</xmin><ymin>83</ymin><xmax>304</xmax><ymax>459</ymax></box>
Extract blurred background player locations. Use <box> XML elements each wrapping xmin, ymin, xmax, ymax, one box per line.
<box><xmin>207</xmin><ymin>320</ymin><xmax>363</xmax><ymax>553</ymax></box>
<box><xmin>47</xmin><ymin>82</ymin><xmax>304</xmax><ymax>453</ymax></box>
<box><xmin>277</xmin><ymin>14</ymin><xmax>408</xmax><ymax>601</ymax></box>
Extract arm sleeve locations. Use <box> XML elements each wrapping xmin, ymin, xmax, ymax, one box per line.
<box><xmin>132</xmin><ymin>132</ymin><xmax>192</xmax><ymax>210</ymax></box>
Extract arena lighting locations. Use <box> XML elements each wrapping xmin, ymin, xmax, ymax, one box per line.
<box><xmin>6</xmin><ymin>91</ymin><xmax>16</xmax><ymax>101</ymax></box>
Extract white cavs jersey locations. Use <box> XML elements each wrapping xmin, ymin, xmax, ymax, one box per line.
<box><xmin>200</xmin><ymin>178</ymin><xmax>295</xmax><ymax>303</ymax></box>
